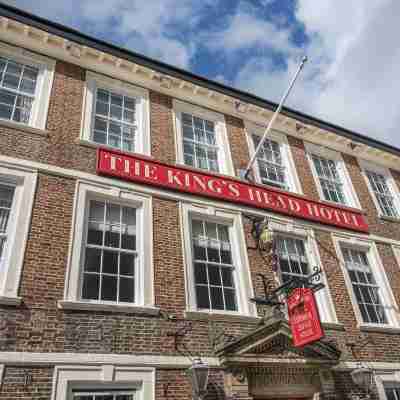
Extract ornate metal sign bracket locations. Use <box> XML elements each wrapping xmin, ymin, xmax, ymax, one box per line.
<box><xmin>250</xmin><ymin>267</ymin><xmax>325</xmax><ymax>308</ymax></box>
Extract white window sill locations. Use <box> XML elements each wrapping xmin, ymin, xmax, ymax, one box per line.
<box><xmin>0</xmin><ymin>119</ymin><xmax>49</xmax><ymax>137</ymax></box>
<box><xmin>318</xmin><ymin>197</ymin><xmax>364</xmax><ymax>213</ymax></box>
<box><xmin>359</xmin><ymin>324</ymin><xmax>400</xmax><ymax>334</ymax></box>
<box><xmin>0</xmin><ymin>295</ymin><xmax>22</xmax><ymax>306</ymax></box>
<box><xmin>185</xmin><ymin>310</ymin><xmax>261</xmax><ymax>324</ymax></box>
<box><xmin>175</xmin><ymin>161</ymin><xmax>235</xmax><ymax>180</ymax></box>
<box><xmin>379</xmin><ymin>215</ymin><xmax>400</xmax><ymax>223</ymax></box>
<box><xmin>58</xmin><ymin>300</ymin><xmax>160</xmax><ymax>316</ymax></box>
<box><xmin>321</xmin><ymin>322</ymin><xmax>345</xmax><ymax>331</ymax></box>
<box><xmin>77</xmin><ymin>139</ymin><xmax>153</xmax><ymax>159</ymax></box>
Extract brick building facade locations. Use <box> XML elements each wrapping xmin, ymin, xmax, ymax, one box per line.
<box><xmin>0</xmin><ymin>4</ymin><xmax>400</xmax><ymax>400</ymax></box>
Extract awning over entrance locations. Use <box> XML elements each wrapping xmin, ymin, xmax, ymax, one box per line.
<box><xmin>216</xmin><ymin>318</ymin><xmax>341</xmax><ymax>399</ymax></box>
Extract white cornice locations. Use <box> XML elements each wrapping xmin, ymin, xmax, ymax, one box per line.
<box><xmin>1</xmin><ymin>16</ymin><xmax>400</xmax><ymax>171</ymax></box>
<box><xmin>1</xmin><ymin>352</ymin><xmax>400</xmax><ymax>373</ymax></box>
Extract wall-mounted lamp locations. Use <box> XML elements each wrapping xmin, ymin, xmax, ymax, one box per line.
<box><xmin>351</xmin><ymin>365</ymin><xmax>374</xmax><ymax>397</ymax></box>
<box><xmin>187</xmin><ymin>358</ymin><xmax>209</xmax><ymax>400</ymax></box>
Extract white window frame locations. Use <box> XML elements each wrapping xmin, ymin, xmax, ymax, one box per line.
<box><xmin>180</xmin><ymin>203</ymin><xmax>256</xmax><ymax>317</ymax></box>
<box><xmin>393</xmin><ymin>245</ymin><xmax>400</xmax><ymax>270</ymax></box>
<box><xmin>62</xmin><ymin>181</ymin><xmax>154</xmax><ymax>311</ymax></box>
<box><xmin>72</xmin><ymin>390</ymin><xmax>136</xmax><ymax>400</ymax></box>
<box><xmin>173</xmin><ymin>99</ymin><xmax>234</xmax><ymax>176</ymax></box>
<box><xmin>375</xmin><ymin>371</ymin><xmax>400</xmax><ymax>400</ymax></box>
<box><xmin>52</xmin><ymin>365</ymin><xmax>155</xmax><ymax>400</ymax></box>
<box><xmin>0</xmin><ymin>164</ymin><xmax>37</xmax><ymax>305</ymax></box>
<box><xmin>268</xmin><ymin>220</ymin><xmax>337</xmax><ymax>323</ymax></box>
<box><xmin>81</xmin><ymin>71</ymin><xmax>150</xmax><ymax>155</ymax></box>
<box><xmin>0</xmin><ymin>42</ymin><xmax>55</xmax><ymax>130</ymax></box>
<box><xmin>359</xmin><ymin>159</ymin><xmax>400</xmax><ymax>219</ymax></box>
<box><xmin>305</xmin><ymin>142</ymin><xmax>361</xmax><ymax>209</ymax></box>
<box><xmin>332</xmin><ymin>234</ymin><xmax>400</xmax><ymax>329</ymax></box>
<box><xmin>244</xmin><ymin>121</ymin><xmax>302</xmax><ymax>193</ymax></box>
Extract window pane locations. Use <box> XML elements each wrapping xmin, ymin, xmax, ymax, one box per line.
<box><xmin>87</xmin><ymin>221</ymin><xmax>103</xmax><ymax>245</ymax></box>
<box><xmin>208</xmin><ymin>265</ymin><xmax>221</xmax><ymax>285</ymax></box>
<box><xmin>89</xmin><ymin>201</ymin><xmax>104</xmax><ymax>221</ymax></box>
<box><xmin>102</xmin><ymin>250</ymin><xmax>118</xmax><ymax>274</ymax></box>
<box><xmin>196</xmin><ymin>285</ymin><xmax>210</xmax><ymax>309</ymax></box>
<box><xmin>210</xmin><ymin>286</ymin><xmax>224</xmax><ymax>310</ymax></box>
<box><xmin>107</xmin><ymin>203</ymin><xmax>120</xmax><ymax>225</ymax></box>
<box><xmin>0</xmin><ymin>88</ymin><xmax>16</xmax><ymax>106</ymax></box>
<box><xmin>0</xmin><ymin>103</ymin><xmax>12</xmax><ymax>120</ymax></box>
<box><xmin>84</xmin><ymin>247</ymin><xmax>101</xmax><ymax>272</ymax></box>
<box><xmin>82</xmin><ymin>273</ymin><xmax>99</xmax><ymax>300</ymax></box>
<box><xmin>119</xmin><ymin>277</ymin><xmax>134</xmax><ymax>302</ymax></box>
<box><xmin>121</xmin><ymin>207</ymin><xmax>136</xmax><ymax>250</ymax></box>
<box><xmin>120</xmin><ymin>253</ymin><xmax>135</xmax><ymax>276</ymax></box>
<box><xmin>194</xmin><ymin>263</ymin><xmax>207</xmax><ymax>284</ymax></box>
<box><xmin>221</xmin><ymin>268</ymin><xmax>234</xmax><ymax>287</ymax></box>
<box><xmin>105</xmin><ymin>225</ymin><xmax>120</xmax><ymax>248</ymax></box>
<box><xmin>224</xmin><ymin>288</ymin><xmax>237</xmax><ymax>311</ymax></box>
<box><xmin>101</xmin><ymin>275</ymin><xmax>118</xmax><ymax>301</ymax></box>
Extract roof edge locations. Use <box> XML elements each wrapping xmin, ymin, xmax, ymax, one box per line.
<box><xmin>1</xmin><ymin>3</ymin><xmax>399</xmax><ymax>158</ymax></box>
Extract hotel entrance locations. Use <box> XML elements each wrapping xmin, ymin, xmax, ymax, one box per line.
<box><xmin>217</xmin><ymin>319</ymin><xmax>340</xmax><ymax>400</ymax></box>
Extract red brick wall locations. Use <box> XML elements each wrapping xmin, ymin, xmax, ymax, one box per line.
<box><xmin>288</xmin><ymin>136</ymin><xmax>320</xmax><ymax>199</ymax></box>
<box><xmin>0</xmin><ymin>367</ymin><xmax>53</xmax><ymax>400</ymax></box>
<box><xmin>1</xmin><ymin>58</ymin><xmax>400</xmax><ymax>398</ymax></box>
<box><xmin>150</xmin><ymin>91</ymin><xmax>177</xmax><ymax>164</ymax></box>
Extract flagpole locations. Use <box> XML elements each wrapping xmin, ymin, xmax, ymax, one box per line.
<box><xmin>243</xmin><ymin>56</ymin><xmax>308</xmax><ymax>180</ymax></box>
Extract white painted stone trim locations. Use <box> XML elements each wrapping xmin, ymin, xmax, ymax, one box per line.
<box><xmin>0</xmin><ymin>41</ymin><xmax>55</xmax><ymax>130</ymax></box>
<box><xmin>375</xmin><ymin>370</ymin><xmax>400</xmax><ymax>400</ymax></box>
<box><xmin>332</xmin><ymin>233</ymin><xmax>400</xmax><ymax>328</ymax></box>
<box><xmin>0</xmin><ymin>165</ymin><xmax>37</xmax><ymax>300</ymax></box>
<box><xmin>358</xmin><ymin>158</ymin><xmax>400</xmax><ymax>220</ymax></box>
<box><xmin>173</xmin><ymin>99</ymin><xmax>234</xmax><ymax>176</ymax></box>
<box><xmin>58</xmin><ymin>300</ymin><xmax>160</xmax><ymax>315</ymax></box>
<box><xmin>304</xmin><ymin>142</ymin><xmax>362</xmax><ymax>210</ymax></box>
<box><xmin>0</xmin><ymin>364</ymin><xmax>4</xmax><ymax>387</ymax></box>
<box><xmin>180</xmin><ymin>202</ymin><xmax>257</xmax><ymax>317</ymax></box>
<box><xmin>63</xmin><ymin>181</ymin><xmax>154</xmax><ymax>308</ymax></box>
<box><xmin>52</xmin><ymin>365</ymin><xmax>155</xmax><ymax>400</ymax></box>
<box><xmin>0</xmin><ymin>352</ymin><xmax>220</xmax><ymax>368</ymax></box>
<box><xmin>81</xmin><ymin>71</ymin><xmax>150</xmax><ymax>156</ymax></box>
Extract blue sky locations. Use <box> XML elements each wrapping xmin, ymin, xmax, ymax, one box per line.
<box><xmin>5</xmin><ymin>0</ymin><xmax>400</xmax><ymax>146</ymax></box>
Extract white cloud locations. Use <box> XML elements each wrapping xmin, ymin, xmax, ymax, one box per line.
<box><xmin>205</xmin><ymin>2</ymin><xmax>297</xmax><ymax>55</ymax></box>
<box><xmin>233</xmin><ymin>0</ymin><xmax>400</xmax><ymax>146</ymax></box>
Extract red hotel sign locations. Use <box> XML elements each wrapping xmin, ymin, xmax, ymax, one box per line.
<box><xmin>287</xmin><ymin>288</ymin><xmax>324</xmax><ymax>347</ymax></box>
<box><xmin>97</xmin><ymin>148</ymin><xmax>369</xmax><ymax>233</ymax></box>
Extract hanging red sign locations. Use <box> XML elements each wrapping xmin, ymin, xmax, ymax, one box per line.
<box><xmin>287</xmin><ymin>288</ymin><xmax>324</xmax><ymax>347</ymax></box>
<box><xmin>96</xmin><ymin>148</ymin><xmax>369</xmax><ymax>233</ymax></box>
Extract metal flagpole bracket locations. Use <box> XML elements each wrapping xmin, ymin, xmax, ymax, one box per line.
<box><xmin>241</xmin><ymin>56</ymin><xmax>308</xmax><ymax>181</ymax></box>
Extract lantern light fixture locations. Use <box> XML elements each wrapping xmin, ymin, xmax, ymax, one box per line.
<box><xmin>187</xmin><ymin>358</ymin><xmax>209</xmax><ymax>400</ymax></box>
<box><xmin>351</xmin><ymin>364</ymin><xmax>374</xmax><ymax>395</ymax></box>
